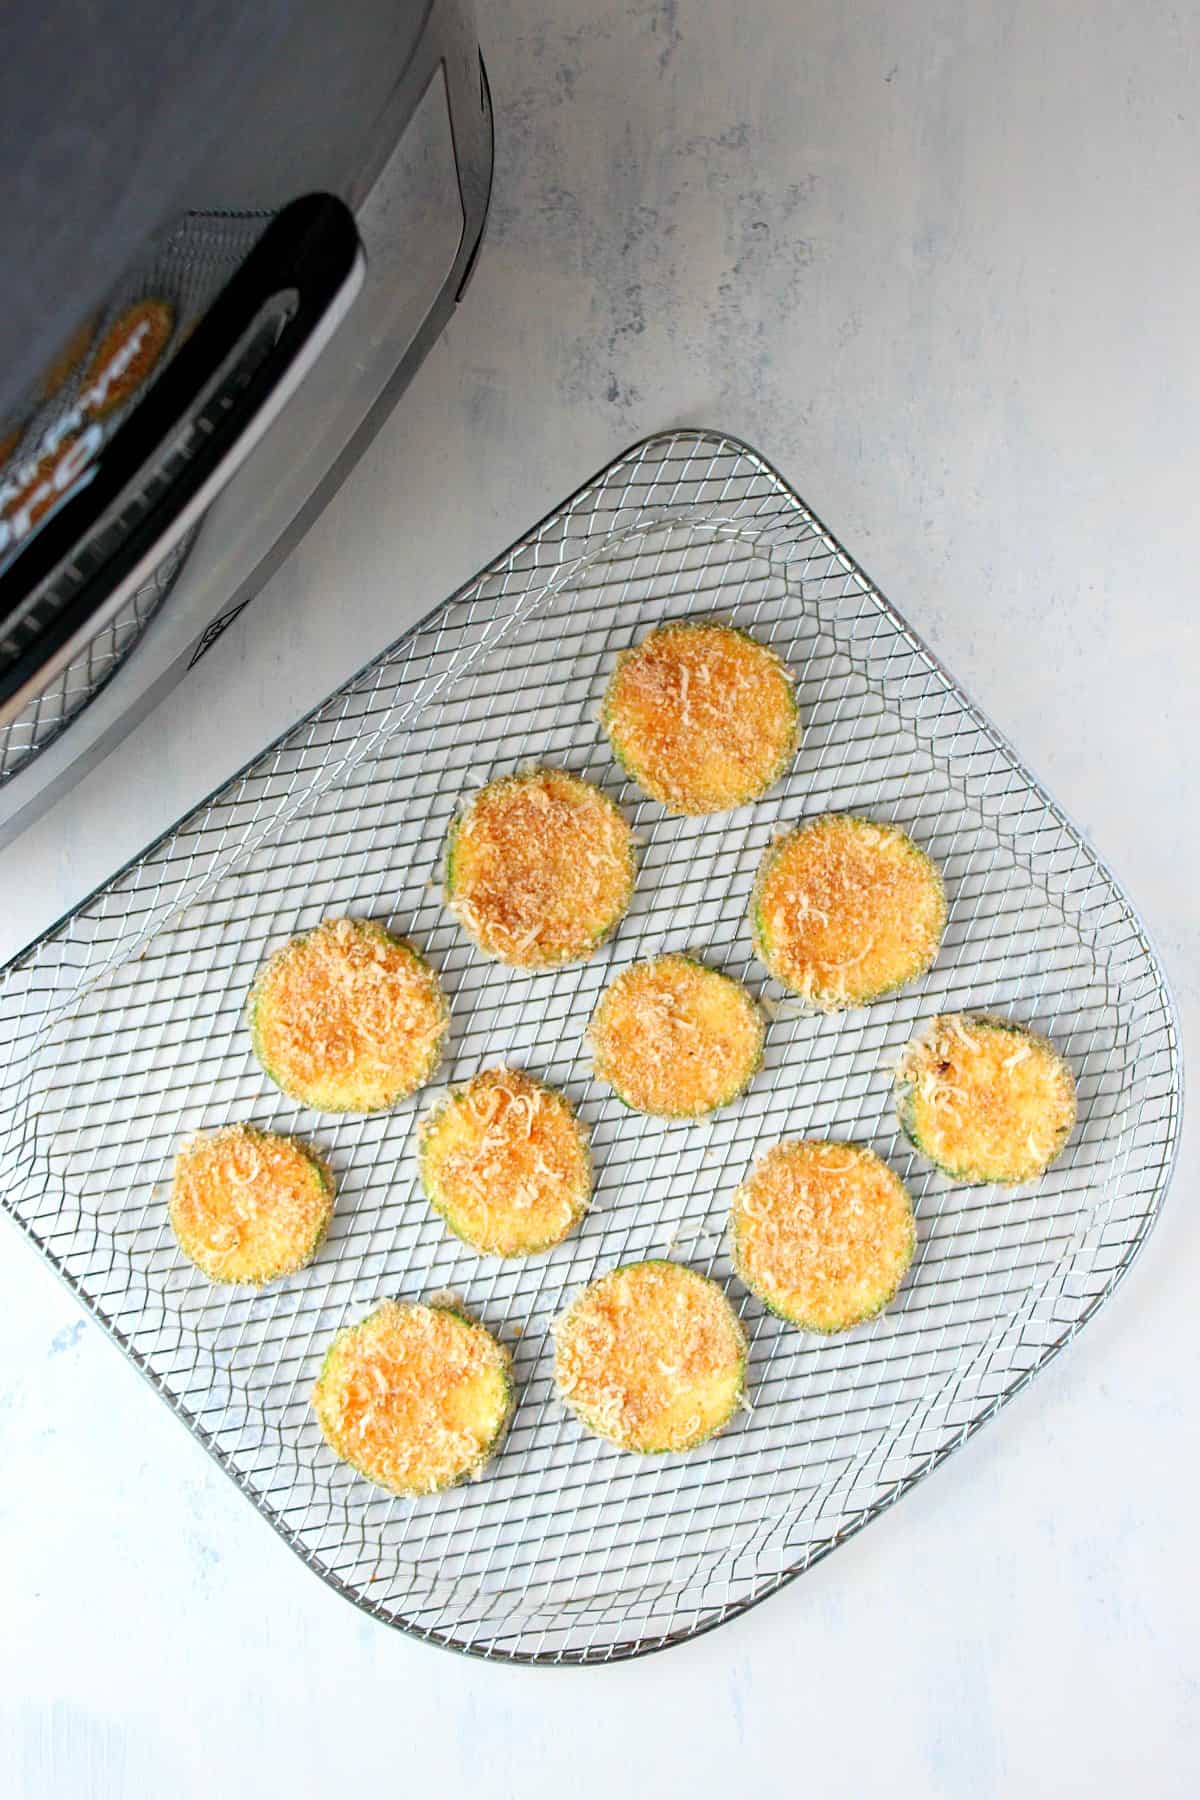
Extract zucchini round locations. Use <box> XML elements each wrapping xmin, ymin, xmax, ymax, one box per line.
<box><xmin>896</xmin><ymin>1012</ymin><xmax>1076</xmax><ymax>1185</ymax></box>
<box><xmin>248</xmin><ymin>917</ymin><xmax>448</xmax><ymax>1114</ymax></box>
<box><xmin>751</xmin><ymin>812</ymin><xmax>946</xmax><ymax>1009</ymax></box>
<box><xmin>602</xmin><ymin>619</ymin><xmax>800</xmax><ymax>814</ymax></box>
<box><xmin>588</xmin><ymin>953</ymin><xmax>765</xmax><ymax>1117</ymax></box>
<box><xmin>553</xmin><ymin>1259</ymin><xmax>747</xmax><ymax>1453</ymax></box>
<box><xmin>312</xmin><ymin>1299</ymin><xmax>513</xmax><ymax>1497</ymax></box>
<box><xmin>418</xmin><ymin>1066</ymin><xmax>591</xmax><ymax>1257</ymax></box>
<box><xmin>446</xmin><ymin>767</ymin><xmax>635</xmax><ymax>968</ymax></box>
<box><xmin>168</xmin><ymin>1123</ymin><xmax>334</xmax><ymax>1287</ymax></box>
<box><xmin>731</xmin><ymin>1138</ymin><xmax>915</xmax><ymax>1333</ymax></box>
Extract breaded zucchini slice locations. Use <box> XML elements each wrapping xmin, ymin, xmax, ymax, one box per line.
<box><xmin>731</xmin><ymin>1138</ymin><xmax>915</xmax><ymax>1333</ymax></box>
<box><xmin>418</xmin><ymin>1066</ymin><xmax>591</xmax><ymax>1257</ymax></box>
<box><xmin>552</xmin><ymin>1260</ymin><xmax>747</xmax><ymax>1453</ymax></box>
<box><xmin>249</xmin><ymin>917</ymin><xmax>448</xmax><ymax>1113</ymax></box>
<box><xmin>751</xmin><ymin>812</ymin><xmax>946</xmax><ymax>1009</ymax></box>
<box><xmin>168</xmin><ymin>1123</ymin><xmax>334</xmax><ymax>1287</ymax></box>
<box><xmin>602</xmin><ymin>619</ymin><xmax>800</xmax><ymax>814</ymax></box>
<box><xmin>446</xmin><ymin>767</ymin><xmax>635</xmax><ymax>968</ymax></box>
<box><xmin>588</xmin><ymin>953</ymin><xmax>765</xmax><ymax>1117</ymax></box>
<box><xmin>312</xmin><ymin>1298</ymin><xmax>513</xmax><ymax>1497</ymax></box>
<box><xmin>896</xmin><ymin>1012</ymin><xmax>1076</xmax><ymax>1185</ymax></box>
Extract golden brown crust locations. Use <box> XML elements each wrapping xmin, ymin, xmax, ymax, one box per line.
<box><xmin>751</xmin><ymin>813</ymin><xmax>946</xmax><ymax>1008</ymax></box>
<box><xmin>732</xmin><ymin>1138</ymin><xmax>915</xmax><ymax>1333</ymax></box>
<box><xmin>603</xmin><ymin>620</ymin><xmax>799</xmax><ymax>814</ymax></box>
<box><xmin>588</xmin><ymin>954</ymin><xmax>764</xmax><ymax>1117</ymax></box>
<box><xmin>446</xmin><ymin>768</ymin><xmax>634</xmax><ymax>968</ymax></box>
<box><xmin>418</xmin><ymin>1067</ymin><xmax>591</xmax><ymax>1257</ymax></box>
<box><xmin>250</xmin><ymin>917</ymin><xmax>448</xmax><ymax>1113</ymax></box>
<box><xmin>896</xmin><ymin>1013</ymin><xmax>1076</xmax><ymax>1184</ymax></box>
<box><xmin>168</xmin><ymin>1123</ymin><xmax>334</xmax><ymax>1286</ymax></box>
<box><xmin>553</xmin><ymin>1260</ymin><xmax>746</xmax><ymax>1453</ymax></box>
<box><xmin>312</xmin><ymin>1300</ymin><xmax>513</xmax><ymax>1496</ymax></box>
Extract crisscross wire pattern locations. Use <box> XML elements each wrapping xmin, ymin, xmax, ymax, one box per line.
<box><xmin>0</xmin><ymin>431</ymin><xmax>1180</xmax><ymax>1662</ymax></box>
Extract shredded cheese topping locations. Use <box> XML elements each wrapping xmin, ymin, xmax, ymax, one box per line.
<box><xmin>169</xmin><ymin>1124</ymin><xmax>333</xmax><ymax>1286</ymax></box>
<box><xmin>897</xmin><ymin>1013</ymin><xmax>1076</xmax><ymax>1185</ymax></box>
<box><xmin>553</xmin><ymin>1261</ymin><xmax>746</xmax><ymax>1453</ymax></box>
<box><xmin>752</xmin><ymin>813</ymin><xmax>946</xmax><ymax>1008</ymax></box>
<box><xmin>589</xmin><ymin>954</ymin><xmax>764</xmax><ymax>1116</ymax></box>
<box><xmin>732</xmin><ymin>1138</ymin><xmax>915</xmax><ymax>1333</ymax></box>
<box><xmin>419</xmin><ymin>1066</ymin><xmax>591</xmax><ymax>1256</ymax></box>
<box><xmin>603</xmin><ymin>620</ymin><xmax>799</xmax><ymax>814</ymax></box>
<box><xmin>447</xmin><ymin>768</ymin><xmax>634</xmax><ymax>967</ymax></box>
<box><xmin>251</xmin><ymin>917</ymin><xmax>448</xmax><ymax>1112</ymax></box>
<box><xmin>312</xmin><ymin>1300</ymin><xmax>512</xmax><ymax>1497</ymax></box>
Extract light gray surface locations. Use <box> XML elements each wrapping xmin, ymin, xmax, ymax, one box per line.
<box><xmin>1</xmin><ymin>2</ymin><xmax>1196</xmax><ymax>1794</ymax></box>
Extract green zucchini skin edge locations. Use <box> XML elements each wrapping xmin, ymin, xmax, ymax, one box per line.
<box><xmin>555</xmin><ymin>1259</ymin><xmax>748</xmax><ymax>1453</ymax></box>
<box><xmin>247</xmin><ymin>921</ymin><xmax>448</xmax><ymax>1114</ymax></box>
<box><xmin>602</xmin><ymin>621</ymin><xmax>801</xmax><ymax>813</ymax></box>
<box><xmin>314</xmin><ymin>1301</ymin><xmax>514</xmax><ymax>1496</ymax></box>
<box><xmin>894</xmin><ymin>1013</ymin><xmax>1075</xmax><ymax>1186</ymax></box>
<box><xmin>749</xmin><ymin>814</ymin><xmax>946</xmax><ymax>1008</ymax></box>
<box><xmin>417</xmin><ymin>1073</ymin><xmax>593</xmax><ymax>1258</ymax></box>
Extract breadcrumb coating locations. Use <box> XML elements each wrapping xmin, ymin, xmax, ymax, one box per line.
<box><xmin>250</xmin><ymin>917</ymin><xmax>448</xmax><ymax>1113</ymax></box>
<box><xmin>589</xmin><ymin>954</ymin><xmax>764</xmax><ymax>1117</ymax></box>
<box><xmin>447</xmin><ymin>768</ymin><xmax>634</xmax><ymax>968</ymax></box>
<box><xmin>897</xmin><ymin>1013</ymin><xmax>1076</xmax><ymax>1184</ymax></box>
<box><xmin>169</xmin><ymin>1123</ymin><xmax>333</xmax><ymax>1286</ymax></box>
<box><xmin>732</xmin><ymin>1138</ymin><xmax>915</xmax><ymax>1333</ymax></box>
<box><xmin>312</xmin><ymin>1300</ymin><xmax>513</xmax><ymax>1497</ymax></box>
<box><xmin>553</xmin><ymin>1261</ymin><xmax>746</xmax><ymax>1453</ymax></box>
<box><xmin>726</xmin><ymin>1144</ymin><xmax>913</xmax><ymax>1332</ymax></box>
<box><xmin>603</xmin><ymin>620</ymin><xmax>799</xmax><ymax>814</ymax></box>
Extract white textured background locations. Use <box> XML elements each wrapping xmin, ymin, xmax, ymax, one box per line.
<box><xmin>2</xmin><ymin>3</ymin><xmax>1197</xmax><ymax>1794</ymax></box>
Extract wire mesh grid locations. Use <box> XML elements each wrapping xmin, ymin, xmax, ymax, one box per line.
<box><xmin>0</xmin><ymin>431</ymin><xmax>1180</xmax><ymax>1662</ymax></box>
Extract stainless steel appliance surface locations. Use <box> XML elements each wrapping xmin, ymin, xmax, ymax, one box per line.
<box><xmin>0</xmin><ymin>0</ymin><xmax>492</xmax><ymax>844</ymax></box>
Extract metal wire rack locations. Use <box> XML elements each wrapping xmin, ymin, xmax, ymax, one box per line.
<box><xmin>0</xmin><ymin>431</ymin><xmax>1180</xmax><ymax>1663</ymax></box>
